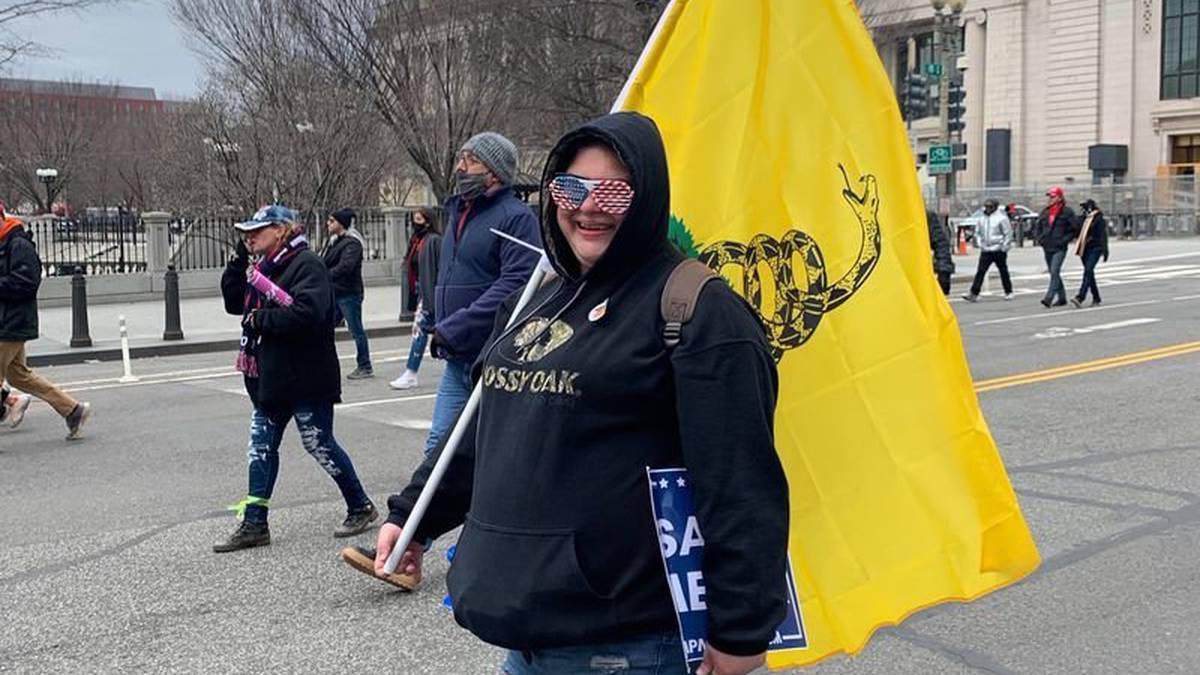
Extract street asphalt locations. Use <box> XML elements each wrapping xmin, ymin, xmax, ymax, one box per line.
<box><xmin>1</xmin><ymin>244</ymin><xmax>1198</xmax><ymax>674</ymax></box>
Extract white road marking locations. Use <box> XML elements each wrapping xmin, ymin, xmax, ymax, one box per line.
<box><xmin>1032</xmin><ymin>318</ymin><xmax>1161</xmax><ymax>340</ymax></box>
<box><xmin>972</xmin><ymin>298</ymin><xmax>1171</xmax><ymax>326</ymax></box>
<box><xmin>337</xmin><ymin>394</ymin><xmax>439</xmax><ymax>409</ymax></box>
<box><xmin>387</xmin><ymin>418</ymin><xmax>434</xmax><ymax>431</ymax></box>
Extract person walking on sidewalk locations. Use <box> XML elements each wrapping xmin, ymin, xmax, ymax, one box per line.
<box><xmin>390</xmin><ymin>207</ymin><xmax>441</xmax><ymax>391</ymax></box>
<box><xmin>1034</xmin><ymin>186</ymin><xmax>1077</xmax><ymax>308</ymax></box>
<box><xmin>926</xmin><ymin>209</ymin><xmax>954</xmax><ymax>295</ymax></box>
<box><xmin>1072</xmin><ymin>198</ymin><xmax>1109</xmax><ymax>308</ymax></box>
<box><xmin>962</xmin><ymin>198</ymin><xmax>1014</xmax><ymax>302</ymax></box>
<box><xmin>0</xmin><ymin>206</ymin><xmax>91</xmax><ymax>440</ymax></box>
<box><xmin>322</xmin><ymin>208</ymin><xmax>373</xmax><ymax>379</ymax></box>
<box><xmin>215</xmin><ymin>205</ymin><xmax>377</xmax><ymax>553</ymax></box>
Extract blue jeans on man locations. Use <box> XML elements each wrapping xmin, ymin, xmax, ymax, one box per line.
<box><xmin>1042</xmin><ymin>248</ymin><xmax>1067</xmax><ymax>305</ymax></box>
<box><xmin>335</xmin><ymin>295</ymin><xmax>372</xmax><ymax>372</ymax></box>
<box><xmin>424</xmin><ymin>359</ymin><xmax>473</xmax><ymax>459</ymax></box>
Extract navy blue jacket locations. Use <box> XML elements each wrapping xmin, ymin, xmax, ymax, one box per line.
<box><xmin>434</xmin><ymin>187</ymin><xmax>539</xmax><ymax>364</ymax></box>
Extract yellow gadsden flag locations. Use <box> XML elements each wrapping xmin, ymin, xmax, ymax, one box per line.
<box><xmin>616</xmin><ymin>0</ymin><xmax>1040</xmax><ymax>668</ymax></box>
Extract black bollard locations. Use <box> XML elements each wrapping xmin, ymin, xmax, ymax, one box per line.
<box><xmin>69</xmin><ymin>266</ymin><xmax>93</xmax><ymax>348</ymax></box>
<box><xmin>163</xmin><ymin>264</ymin><xmax>184</xmax><ymax>341</ymax></box>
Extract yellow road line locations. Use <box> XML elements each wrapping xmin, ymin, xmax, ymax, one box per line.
<box><xmin>974</xmin><ymin>341</ymin><xmax>1200</xmax><ymax>393</ymax></box>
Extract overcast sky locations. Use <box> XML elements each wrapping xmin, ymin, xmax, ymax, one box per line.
<box><xmin>4</xmin><ymin>0</ymin><xmax>204</xmax><ymax>99</ymax></box>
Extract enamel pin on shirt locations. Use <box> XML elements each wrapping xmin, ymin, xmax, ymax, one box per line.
<box><xmin>589</xmin><ymin>299</ymin><xmax>608</xmax><ymax>323</ymax></box>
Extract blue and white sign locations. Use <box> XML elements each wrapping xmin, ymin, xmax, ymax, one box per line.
<box><xmin>648</xmin><ymin>467</ymin><xmax>807</xmax><ymax>669</ymax></box>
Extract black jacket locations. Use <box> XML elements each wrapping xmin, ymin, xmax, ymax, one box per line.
<box><xmin>221</xmin><ymin>250</ymin><xmax>342</xmax><ymax>412</ymax></box>
<box><xmin>1076</xmin><ymin>210</ymin><xmax>1109</xmax><ymax>256</ymax></box>
<box><xmin>321</xmin><ymin>229</ymin><xmax>365</xmax><ymax>298</ymax></box>
<box><xmin>0</xmin><ymin>226</ymin><xmax>41</xmax><ymax>342</ymax></box>
<box><xmin>387</xmin><ymin>113</ymin><xmax>789</xmax><ymax>655</ymax></box>
<box><xmin>417</xmin><ymin>231</ymin><xmax>442</xmax><ymax>321</ymax></box>
<box><xmin>1035</xmin><ymin>204</ymin><xmax>1078</xmax><ymax>251</ymax></box>
<box><xmin>926</xmin><ymin>210</ymin><xmax>954</xmax><ymax>275</ymax></box>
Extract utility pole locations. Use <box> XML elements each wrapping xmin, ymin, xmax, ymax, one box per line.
<box><xmin>931</xmin><ymin>0</ymin><xmax>965</xmax><ymax>221</ymax></box>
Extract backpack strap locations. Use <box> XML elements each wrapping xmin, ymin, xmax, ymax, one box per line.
<box><xmin>661</xmin><ymin>258</ymin><xmax>719</xmax><ymax>349</ymax></box>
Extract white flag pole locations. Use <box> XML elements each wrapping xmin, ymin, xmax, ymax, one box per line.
<box><xmin>383</xmin><ymin>249</ymin><xmax>551</xmax><ymax>575</ymax></box>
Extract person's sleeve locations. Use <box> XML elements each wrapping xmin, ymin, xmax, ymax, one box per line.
<box><xmin>435</xmin><ymin>208</ymin><xmax>539</xmax><ymax>355</ymax></box>
<box><xmin>1001</xmin><ymin>216</ymin><xmax>1013</xmax><ymax>249</ymax></box>
<box><xmin>671</xmin><ymin>282</ymin><xmax>789</xmax><ymax>656</ymax></box>
<box><xmin>327</xmin><ymin>238</ymin><xmax>362</xmax><ymax>287</ymax></box>
<box><xmin>256</xmin><ymin>258</ymin><xmax>330</xmax><ymax>336</ymax></box>
<box><xmin>386</xmin><ymin>406</ymin><xmax>478</xmax><ymax>541</ymax></box>
<box><xmin>0</xmin><ymin>238</ymin><xmax>42</xmax><ymax>301</ymax></box>
<box><xmin>220</xmin><ymin>257</ymin><xmax>249</xmax><ymax>316</ymax></box>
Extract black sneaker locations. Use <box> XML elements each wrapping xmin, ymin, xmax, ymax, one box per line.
<box><xmin>346</xmin><ymin>367</ymin><xmax>374</xmax><ymax>380</ymax></box>
<box><xmin>961</xmin><ymin>294</ymin><xmax>978</xmax><ymax>303</ymax></box>
<box><xmin>1040</xmin><ymin>299</ymin><xmax>1051</xmax><ymax>308</ymax></box>
<box><xmin>1070</xmin><ymin>297</ymin><xmax>1082</xmax><ymax>308</ymax></box>
<box><xmin>213</xmin><ymin>522</ymin><xmax>270</xmax><ymax>553</ymax></box>
<box><xmin>65</xmin><ymin>402</ymin><xmax>91</xmax><ymax>440</ymax></box>
<box><xmin>1091</xmin><ymin>299</ymin><xmax>1102</xmax><ymax>307</ymax></box>
<box><xmin>334</xmin><ymin>501</ymin><xmax>378</xmax><ymax>538</ymax></box>
<box><xmin>1052</xmin><ymin>299</ymin><xmax>1068</xmax><ymax>307</ymax></box>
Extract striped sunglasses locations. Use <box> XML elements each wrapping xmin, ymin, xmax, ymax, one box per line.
<box><xmin>548</xmin><ymin>173</ymin><xmax>635</xmax><ymax>216</ymax></box>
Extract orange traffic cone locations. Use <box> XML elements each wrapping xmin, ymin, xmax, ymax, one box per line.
<box><xmin>956</xmin><ymin>228</ymin><xmax>968</xmax><ymax>255</ymax></box>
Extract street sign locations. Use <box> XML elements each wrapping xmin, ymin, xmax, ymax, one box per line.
<box><xmin>928</xmin><ymin>143</ymin><xmax>953</xmax><ymax>175</ymax></box>
<box><xmin>924</xmin><ymin>63</ymin><xmax>943</xmax><ymax>78</ymax></box>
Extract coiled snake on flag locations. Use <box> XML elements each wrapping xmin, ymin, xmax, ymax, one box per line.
<box><xmin>697</xmin><ymin>166</ymin><xmax>882</xmax><ymax>362</ymax></box>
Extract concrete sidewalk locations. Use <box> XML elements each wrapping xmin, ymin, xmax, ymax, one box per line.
<box><xmin>27</xmin><ymin>283</ymin><xmax>409</xmax><ymax>366</ymax></box>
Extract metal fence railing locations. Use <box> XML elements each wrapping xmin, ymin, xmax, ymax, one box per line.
<box><xmin>169</xmin><ymin>216</ymin><xmax>239</xmax><ymax>271</ymax></box>
<box><xmin>928</xmin><ymin>177</ymin><xmax>1200</xmax><ymax>239</ymax></box>
<box><xmin>26</xmin><ymin>214</ymin><xmax>147</xmax><ymax>277</ymax></box>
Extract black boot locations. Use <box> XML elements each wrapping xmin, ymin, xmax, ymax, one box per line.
<box><xmin>213</xmin><ymin>521</ymin><xmax>271</xmax><ymax>553</ymax></box>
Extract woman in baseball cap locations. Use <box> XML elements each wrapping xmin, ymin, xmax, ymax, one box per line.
<box><xmin>214</xmin><ymin>205</ymin><xmax>378</xmax><ymax>552</ymax></box>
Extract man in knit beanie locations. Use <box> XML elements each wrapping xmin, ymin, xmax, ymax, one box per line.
<box><xmin>340</xmin><ymin>130</ymin><xmax>539</xmax><ymax>590</ymax></box>
<box><xmin>322</xmin><ymin>207</ymin><xmax>373</xmax><ymax>378</ymax></box>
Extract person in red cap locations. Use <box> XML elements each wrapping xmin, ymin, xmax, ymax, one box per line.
<box><xmin>1033</xmin><ymin>186</ymin><xmax>1077</xmax><ymax>307</ymax></box>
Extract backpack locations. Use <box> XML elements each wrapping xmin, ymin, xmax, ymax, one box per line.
<box><xmin>660</xmin><ymin>258</ymin><xmax>718</xmax><ymax>348</ymax></box>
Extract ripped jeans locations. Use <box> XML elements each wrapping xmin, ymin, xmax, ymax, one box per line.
<box><xmin>243</xmin><ymin>402</ymin><xmax>370</xmax><ymax>525</ymax></box>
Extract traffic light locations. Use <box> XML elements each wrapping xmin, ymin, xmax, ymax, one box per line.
<box><xmin>948</xmin><ymin>80</ymin><xmax>966</xmax><ymax>133</ymax></box>
<box><xmin>902</xmin><ymin>73</ymin><xmax>929</xmax><ymax>120</ymax></box>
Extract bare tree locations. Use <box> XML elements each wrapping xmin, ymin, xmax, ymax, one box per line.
<box><xmin>0</xmin><ymin>79</ymin><xmax>122</xmax><ymax>212</ymax></box>
<box><xmin>0</xmin><ymin>1</ymin><xmax>124</xmax><ymax>67</ymax></box>
<box><xmin>169</xmin><ymin>0</ymin><xmax>400</xmax><ymax>214</ymax></box>
<box><xmin>283</xmin><ymin>0</ymin><xmax>520</xmax><ymax>201</ymax></box>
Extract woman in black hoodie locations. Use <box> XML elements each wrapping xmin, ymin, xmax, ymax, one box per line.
<box><xmin>366</xmin><ymin>114</ymin><xmax>789</xmax><ymax>674</ymax></box>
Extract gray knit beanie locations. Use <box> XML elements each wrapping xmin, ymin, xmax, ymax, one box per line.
<box><xmin>460</xmin><ymin>131</ymin><xmax>518</xmax><ymax>186</ymax></box>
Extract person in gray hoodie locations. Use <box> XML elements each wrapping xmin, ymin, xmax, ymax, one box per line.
<box><xmin>962</xmin><ymin>198</ymin><xmax>1014</xmax><ymax>302</ymax></box>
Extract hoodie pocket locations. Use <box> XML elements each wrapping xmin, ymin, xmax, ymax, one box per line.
<box><xmin>447</xmin><ymin>515</ymin><xmax>615</xmax><ymax>647</ymax></box>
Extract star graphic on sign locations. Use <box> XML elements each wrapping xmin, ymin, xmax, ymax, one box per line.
<box><xmin>658</xmin><ymin>479</ymin><xmax>669</xmax><ymax>489</ymax></box>
<box><xmin>676</xmin><ymin>477</ymin><xmax>687</xmax><ymax>487</ymax></box>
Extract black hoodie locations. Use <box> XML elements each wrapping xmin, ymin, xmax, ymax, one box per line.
<box><xmin>387</xmin><ymin>112</ymin><xmax>789</xmax><ymax>655</ymax></box>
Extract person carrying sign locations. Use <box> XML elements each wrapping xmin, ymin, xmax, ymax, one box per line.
<box><xmin>350</xmin><ymin>113</ymin><xmax>790</xmax><ymax>675</ymax></box>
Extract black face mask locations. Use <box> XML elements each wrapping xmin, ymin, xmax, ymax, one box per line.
<box><xmin>454</xmin><ymin>171</ymin><xmax>489</xmax><ymax>200</ymax></box>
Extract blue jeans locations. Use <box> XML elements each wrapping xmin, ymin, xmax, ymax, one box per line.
<box><xmin>406</xmin><ymin>312</ymin><xmax>433</xmax><ymax>373</ymax></box>
<box><xmin>1077</xmin><ymin>248</ymin><xmax>1103</xmax><ymax>302</ymax></box>
<box><xmin>424</xmin><ymin>359</ymin><xmax>473</xmax><ymax>459</ymax></box>
<box><xmin>1042</xmin><ymin>248</ymin><xmax>1067</xmax><ymax>305</ymax></box>
<box><xmin>335</xmin><ymin>295</ymin><xmax>372</xmax><ymax>371</ymax></box>
<box><xmin>500</xmin><ymin>633</ymin><xmax>688</xmax><ymax>675</ymax></box>
<box><xmin>243</xmin><ymin>402</ymin><xmax>370</xmax><ymax>524</ymax></box>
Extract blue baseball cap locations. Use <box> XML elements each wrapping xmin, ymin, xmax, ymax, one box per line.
<box><xmin>235</xmin><ymin>205</ymin><xmax>296</xmax><ymax>231</ymax></box>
